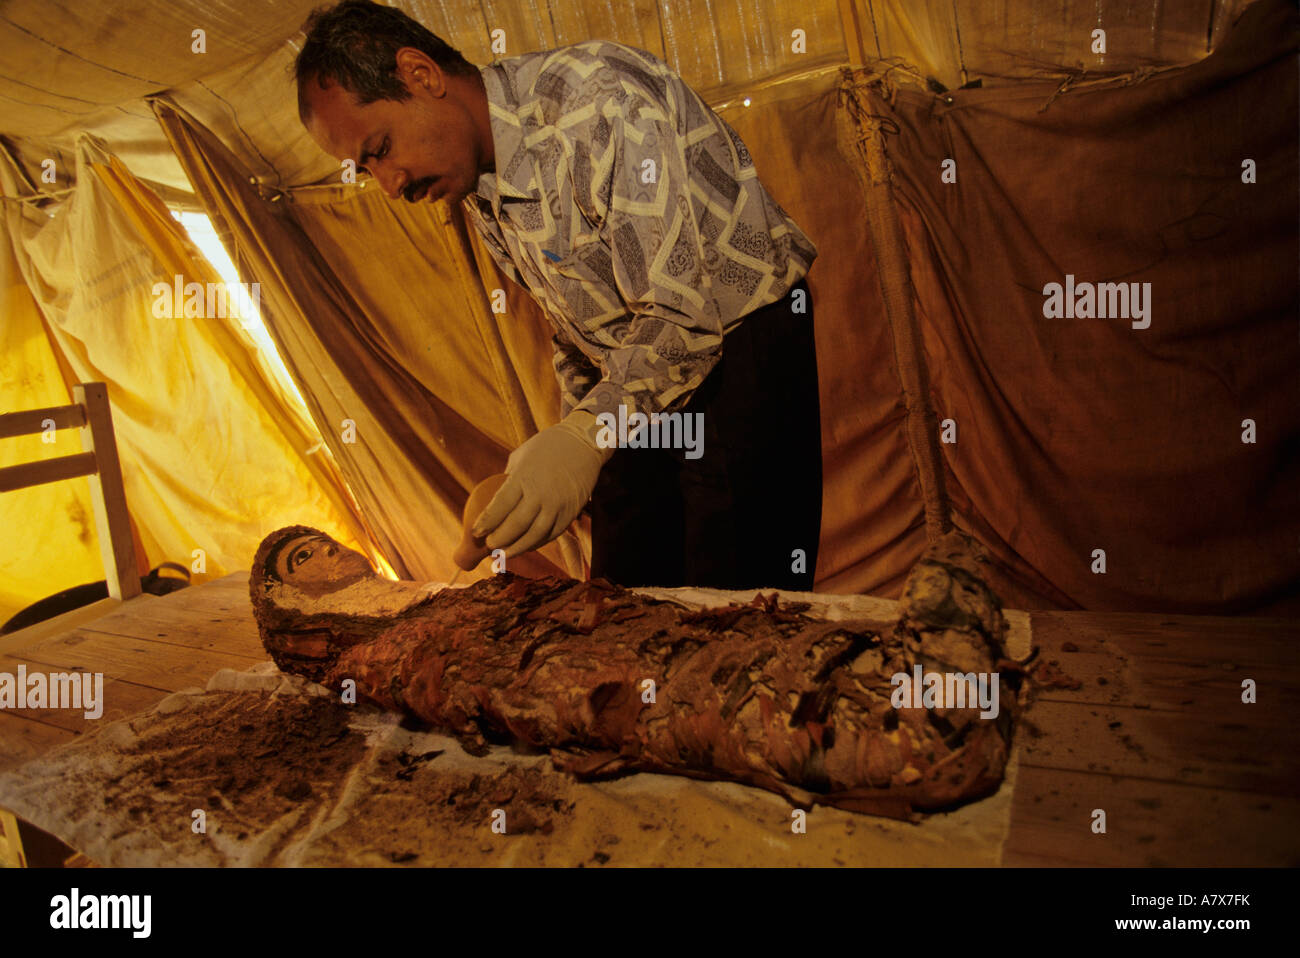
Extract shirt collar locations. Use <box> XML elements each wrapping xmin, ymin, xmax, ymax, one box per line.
<box><xmin>473</xmin><ymin>59</ymin><xmax>538</xmax><ymax>213</ymax></box>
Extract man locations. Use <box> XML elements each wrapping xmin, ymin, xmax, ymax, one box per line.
<box><xmin>295</xmin><ymin>0</ymin><xmax>821</xmax><ymax>590</ymax></box>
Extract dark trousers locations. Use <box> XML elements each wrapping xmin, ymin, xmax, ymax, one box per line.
<box><xmin>588</xmin><ymin>278</ymin><xmax>822</xmax><ymax>590</ymax></box>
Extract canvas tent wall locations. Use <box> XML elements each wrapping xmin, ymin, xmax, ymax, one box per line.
<box><xmin>1</xmin><ymin>0</ymin><xmax>1295</xmax><ymax>621</ymax></box>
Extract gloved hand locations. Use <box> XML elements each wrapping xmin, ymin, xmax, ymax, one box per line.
<box><xmin>471</xmin><ymin>410</ymin><xmax>615</xmax><ymax>559</ymax></box>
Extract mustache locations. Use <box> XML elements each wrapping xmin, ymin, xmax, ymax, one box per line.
<box><xmin>402</xmin><ymin>178</ymin><xmax>437</xmax><ymax>203</ymax></box>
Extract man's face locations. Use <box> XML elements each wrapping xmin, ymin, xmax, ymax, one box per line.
<box><xmin>302</xmin><ymin>51</ymin><xmax>486</xmax><ymax>207</ymax></box>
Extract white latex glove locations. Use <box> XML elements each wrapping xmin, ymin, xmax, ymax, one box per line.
<box><xmin>472</xmin><ymin>410</ymin><xmax>615</xmax><ymax>559</ymax></box>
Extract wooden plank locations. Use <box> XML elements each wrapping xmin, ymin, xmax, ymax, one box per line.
<box><xmin>187</xmin><ymin>571</ymin><xmax>252</xmax><ymax>599</ymax></box>
<box><xmin>76</xmin><ymin>383</ymin><xmax>140</xmax><ymax>601</ymax></box>
<box><xmin>0</xmin><ymin>713</ymin><xmax>77</xmax><ymax>774</ymax></box>
<box><xmin>191</xmin><ymin>571</ymin><xmax>248</xmax><ymax>589</ymax></box>
<box><xmin>1027</xmin><ymin>649</ymin><xmax>1299</xmax><ymax>720</ymax></box>
<box><xmin>0</xmin><ymin>596</ymin><xmax>125</xmax><ymax>656</ymax></box>
<box><xmin>1</xmin><ymin>577</ymin><xmax>264</xmax><ymax>661</ymax></box>
<box><xmin>1004</xmin><ymin>766</ymin><xmax>1300</xmax><ymax>866</ymax></box>
<box><xmin>1018</xmin><ymin>700</ymin><xmax>1299</xmax><ymax>796</ymax></box>
<box><xmin>1019</xmin><ymin>609</ymin><xmax>1300</xmax><ymax>811</ymax></box>
<box><xmin>80</xmin><ymin>572</ymin><xmax>249</xmax><ymax>624</ymax></box>
<box><xmin>836</xmin><ymin>0</ymin><xmax>869</xmax><ymax>67</ymax></box>
<box><xmin>0</xmin><ymin>807</ymin><xmax>28</xmax><ymax>866</ymax></box>
<box><xmin>9</xmin><ymin>631</ymin><xmax>260</xmax><ymax>692</ymax></box>
<box><xmin>0</xmin><ymin>402</ymin><xmax>85</xmax><ymax>439</ymax></box>
<box><xmin>17</xmin><ymin>818</ymin><xmax>79</xmax><ymax>867</ymax></box>
<box><xmin>0</xmin><ymin>654</ymin><xmax>169</xmax><ymax>733</ymax></box>
<box><xmin>181</xmin><ymin>570</ymin><xmax>249</xmax><ymax>592</ymax></box>
<box><xmin>113</xmin><ymin>576</ymin><xmax>255</xmax><ymax>618</ymax></box>
<box><xmin>1024</xmin><ymin>613</ymin><xmax>1298</xmax><ymax>725</ymax></box>
<box><xmin>70</xmin><ymin>602</ymin><xmax>265</xmax><ymax>660</ymax></box>
<box><xmin>173</xmin><ymin>574</ymin><xmax>255</xmax><ymax>617</ymax></box>
<box><xmin>1030</xmin><ymin>610</ymin><xmax>1297</xmax><ymax>660</ymax></box>
<box><xmin>0</xmin><ymin>452</ymin><xmax>97</xmax><ymax>493</ymax></box>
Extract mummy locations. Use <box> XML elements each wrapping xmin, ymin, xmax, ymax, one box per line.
<box><xmin>250</xmin><ymin>526</ymin><xmax>1019</xmax><ymax>820</ymax></box>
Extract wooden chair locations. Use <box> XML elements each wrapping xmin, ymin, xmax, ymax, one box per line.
<box><xmin>0</xmin><ymin>382</ymin><xmax>142</xmax><ymax>601</ymax></box>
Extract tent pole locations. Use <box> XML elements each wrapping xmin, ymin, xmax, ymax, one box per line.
<box><xmin>836</xmin><ymin>67</ymin><xmax>952</xmax><ymax>542</ymax></box>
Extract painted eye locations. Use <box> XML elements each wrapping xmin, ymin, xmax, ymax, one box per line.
<box><xmin>293</xmin><ymin>548</ymin><xmax>312</xmax><ymax>568</ymax></box>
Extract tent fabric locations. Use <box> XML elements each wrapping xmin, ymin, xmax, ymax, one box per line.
<box><xmin>0</xmin><ymin>136</ymin><xmax>371</xmax><ymax>621</ymax></box>
<box><xmin>0</xmin><ymin>222</ymin><xmax>111</xmax><ymax>616</ymax></box>
<box><xmin>847</xmin><ymin>0</ymin><xmax>1300</xmax><ymax>613</ymax></box>
<box><xmin>0</xmin><ymin>1</ymin><xmax>1250</xmax><ymax>208</ymax></box>
<box><xmin>153</xmin><ymin>101</ymin><xmax>587</xmax><ymax>584</ymax></box>
<box><xmin>840</xmin><ymin>0</ymin><xmax>1254</xmax><ymax>88</ymax></box>
<box><xmin>0</xmin><ymin>0</ymin><xmax>849</xmax><ymax>205</ymax></box>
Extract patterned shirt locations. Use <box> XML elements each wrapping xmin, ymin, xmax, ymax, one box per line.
<box><xmin>463</xmin><ymin>40</ymin><xmax>818</xmax><ymax>422</ymax></box>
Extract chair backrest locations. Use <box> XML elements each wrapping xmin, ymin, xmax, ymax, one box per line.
<box><xmin>0</xmin><ymin>382</ymin><xmax>142</xmax><ymax>600</ymax></box>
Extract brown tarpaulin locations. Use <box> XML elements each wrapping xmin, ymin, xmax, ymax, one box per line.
<box><xmin>842</xmin><ymin>0</ymin><xmax>1299</xmax><ymax>612</ymax></box>
<box><xmin>0</xmin><ymin>0</ymin><xmax>1249</xmax><ymax>199</ymax></box>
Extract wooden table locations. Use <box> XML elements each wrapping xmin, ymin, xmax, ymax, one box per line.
<box><xmin>1003</xmin><ymin>610</ymin><xmax>1299</xmax><ymax>866</ymax></box>
<box><xmin>1</xmin><ymin>573</ymin><xmax>1296</xmax><ymax>866</ymax></box>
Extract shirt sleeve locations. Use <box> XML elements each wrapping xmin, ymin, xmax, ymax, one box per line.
<box><xmin>570</xmin><ymin>85</ymin><xmax>727</xmax><ymax>423</ymax></box>
<box><xmin>551</xmin><ymin>330</ymin><xmax>602</xmax><ymax>418</ymax></box>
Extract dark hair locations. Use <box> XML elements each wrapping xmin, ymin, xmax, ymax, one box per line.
<box><xmin>294</xmin><ymin>0</ymin><xmax>477</xmax><ymax>119</ymax></box>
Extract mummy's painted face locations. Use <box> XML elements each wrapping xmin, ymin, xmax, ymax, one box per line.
<box><xmin>273</xmin><ymin>534</ymin><xmax>373</xmax><ymax>597</ymax></box>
